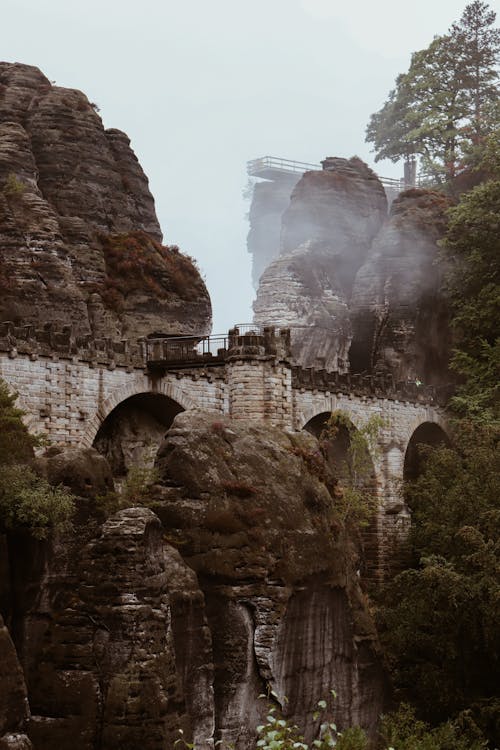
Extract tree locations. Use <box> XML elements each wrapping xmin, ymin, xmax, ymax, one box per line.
<box><xmin>374</xmin><ymin>121</ymin><xmax>500</xmax><ymax>744</ymax></box>
<box><xmin>451</xmin><ymin>1</ymin><xmax>500</xmax><ymax>145</ymax></box>
<box><xmin>366</xmin><ymin>1</ymin><xmax>500</xmax><ymax>182</ymax></box>
<box><xmin>378</xmin><ymin>423</ymin><xmax>500</xmax><ymax>746</ymax></box>
<box><xmin>440</xmin><ymin>176</ymin><xmax>500</xmax><ymax>421</ymax></box>
<box><xmin>0</xmin><ymin>379</ymin><xmax>38</xmax><ymax>465</ymax></box>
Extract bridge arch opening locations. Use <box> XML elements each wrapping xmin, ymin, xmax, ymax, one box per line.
<box><xmin>303</xmin><ymin>411</ymin><xmax>379</xmax><ymax>575</ymax></box>
<box><xmin>93</xmin><ymin>392</ymin><xmax>183</xmax><ymax>479</ymax></box>
<box><xmin>404</xmin><ymin>422</ymin><xmax>450</xmax><ymax>483</ymax></box>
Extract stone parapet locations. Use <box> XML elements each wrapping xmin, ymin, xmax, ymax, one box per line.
<box><xmin>0</xmin><ymin>321</ymin><xmax>148</xmax><ymax>368</ymax></box>
<box><xmin>227</xmin><ymin>325</ymin><xmax>291</xmax><ymax>361</ymax></box>
<box><xmin>292</xmin><ymin>366</ymin><xmax>454</xmax><ymax>407</ymax></box>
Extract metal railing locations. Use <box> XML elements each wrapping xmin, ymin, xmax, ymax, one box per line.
<box><xmin>146</xmin><ymin>334</ymin><xmax>229</xmax><ymax>366</ymax></box>
<box><xmin>247</xmin><ymin>156</ymin><xmax>321</xmax><ymax>177</ymax></box>
<box><xmin>231</xmin><ymin>323</ymin><xmax>264</xmax><ymax>335</ymax></box>
<box><xmin>247</xmin><ymin>155</ymin><xmax>429</xmax><ymax>192</ymax></box>
<box><xmin>145</xmin><ymin>324</ymin><xmax>283</xmax><ymax>369</ymax></box>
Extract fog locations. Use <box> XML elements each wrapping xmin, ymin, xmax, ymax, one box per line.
<box><xmin>2</xmin><ymin>0</ymin><xmax>486</xmax><ymax>333</ymax></box>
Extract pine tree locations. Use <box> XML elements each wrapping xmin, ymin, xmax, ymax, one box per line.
<box><xmin>366</xmin><ymin>1</ymin><xmax>500</xmax><ymax>182</ymax></box>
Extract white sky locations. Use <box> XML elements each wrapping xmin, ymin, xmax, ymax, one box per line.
<box><xmin>3</xmin><ymin>0</ymin><xmax>499</xmax><ymax>333</ymax></box>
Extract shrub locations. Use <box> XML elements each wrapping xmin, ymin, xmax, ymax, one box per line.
<box><xmin>0</xmin><ymin>380</ymin><xmax>38</xmax><ymax>464</ymax></box>
<box><xmin>255</xmin><ymin>692</ymin><xmax>368</xmax><ymax>750</ymax></box>
<box><xmin>3</xmin><ymin>172</ymin><xmax>26</xmax><ymax>199</ymax></box>
<box><xmin>0</xmin><ymin>464</ymin><xmax>74</xmax><ymax>539</ymax></box>
<box><xmin>0</xmin><ymin>379</ymin><xmax>75</xmax><ymax>538</ymax></box>
<box><xmin>96</xmin><ymin>464</ymin><xmax>159</xmax><ymax>516</ymax></box>
<box><xmin>95</xmin><ymin>230</ymin><xmax>204</xmax><ymax>312</ymax></box>
<box><xmin>379</xmin><ymin>703</ymin><xmax>487</xmax><ymax>750</ymax></box>
<box><xmin>319</xmin><ymin>411</ymin><xmax>385</xmax><ymax>528</ymax></box>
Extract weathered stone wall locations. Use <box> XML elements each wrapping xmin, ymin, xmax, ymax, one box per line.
<box><xmin>293</xmin><ymin>387</ymin><xmax>446</xmax><ymax>577</ymax></box>
<box><xmin>0</xmin><ymin>352</ymin><xmax>224</xmax><ymax>446</ymax></box>
<box><xmin>0</xmin><ymin>327</ymin><xmax>447</xmax><ymax>580</ymax></box>
<box><xmin>0</xmin><ymin>337</ymin><xmax>445</xmax><ymax>454</ymax></box>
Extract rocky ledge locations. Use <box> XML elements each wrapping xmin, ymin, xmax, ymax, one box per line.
<box><xmin>1</xmin><ymin>414</ymin><xmax>386</xmax><ymax>750</ymax></box>
<box><xmin>0</xmin><ymin>62</ymin><xmax>211</xmax><ymax>339</ymax></box>
<box><xmin>253</xmin><ymin>158</ymin><xmax>387</xmax><ymax>371</ymax></box>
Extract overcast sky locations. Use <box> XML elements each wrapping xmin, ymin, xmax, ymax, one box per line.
<box><xmin>3</xmin><ymin>0</ymin><xmax>498</xmax><ymax>333</ymax></box>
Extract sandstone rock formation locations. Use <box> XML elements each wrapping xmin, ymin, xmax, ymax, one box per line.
<box><xmin>253</xmin><ymin>158</ymin><xmax>387</xmax><ymax>370</ymax></box>
<box><xmin>253</xmin><ymin>240</ymin><xmax>352</xmax><ymax>371</ymax></box>
<box><xmin>0</xmin><ymin>62</ymin><xmax>211</xmax><ymax>339</ymax></box>
<box><xmin>4</xmin><ymin>446</ymin><xmax>214</xmax><ymax>750</ymax></box>
<box><xmin>153</xmin><ymin>410</ymin><xmax>386</xmax><ymax>747</ymax></box>
<box><xmin>2</xmin><ymin>420</ymin><xmax>386</xmax><ymax>750</ymax></box>
<box><xmin>246</xmin><ymin>174</ymin><xmax>300</xmax><ymax>288</ymax></box>
<box><xmin>0</xmin><ymin>614</ymin><xmax>32</xmax><ymax>749</ymax></box>
<box><xmin>349</xmin><ymin>189</ymin><xmax>452</xmax><ymax>384</ymax></box>
<box><xmin>252</xmin><ymin>158</ymin><xmax>453</xmax><ymax>384</ymax></box>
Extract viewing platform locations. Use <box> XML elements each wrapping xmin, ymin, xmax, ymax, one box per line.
<box><xmin>247</xmin><ymin>155</ymin><xmax>425</xmax><ymax>196</ymax></box>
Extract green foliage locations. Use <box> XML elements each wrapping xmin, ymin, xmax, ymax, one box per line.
<box><xmin>174</xmin><ymin>693</ymin><xmax>368</xmax><ymax>750</ymax></box>
<box><xmin>366</xmin><ymin>1</ymin><xmax>500</xmax><ymax>182</ymax></box>
<box><xmin>96</xmin><ymin>464</ymin><xmax>159</xmax><ymax>516</ymax></box>
<box><xmin>120</xmin><ymin>464</ymin><xmax>159</xmax><ymax>505</ymax></box>
<box><xmin>255</xmin><ymin>692</ymin><xmax>367</xmax><ymax>750</ymax></box>
<box><xmin>376</xmin><ymin>118</ymin><xmax>500</xmax><ymax>743</ymax></box>
<box><xmin>441</xmin><ymin>179</ymin><xmax>500</xmax><ymax>421</ymax></box>
<box><xmin>2</xmin><ymin>172</ymin><xmax>26</xmax><ymax>198</ymax></box>
<box><xmin>336</xmin><ymin>727</ymin><xmax>368</xmax><ymax>750</ymax></box>
<box><xmin>320</xmin><ymin>412</ymin><xmax>385</xmax><ymax>527</ymax></box>
<box><xmin>379</xmin><ymin>703</ymin><xmax>487</xmax><ymax>750</ymax></box>
<box><xmin>0</xmin><ymin>465</ymin><xmax>75</xmax><ymax>539</ymax></box>
<box><xmin>0</xmin><ymin>380</ymin><xmax>38</xmax><ymax>464</ymax></box>
<box><xmin>377</xmin><ymin>422</ymin><xmax>500</xmax><ymax>745</ymax></box>
<box><xmin>0</xmin><ymin>379</ymin><xmax>75</xmax><ymax>537</ymax></box>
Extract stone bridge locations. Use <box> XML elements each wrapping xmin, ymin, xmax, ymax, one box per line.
<box><xmin>0</xmin><ymin>322</ymin><xmax>451</xmax><ymax>578</ymax></box>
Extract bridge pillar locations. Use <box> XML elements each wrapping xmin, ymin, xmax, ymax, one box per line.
<box><xmin>375</xmin><ymin>442</ymin><xmax>411</xmax><ymax>579</ymax></box>
<box><xmin>226</xmin><ymin>327</ymin><xmax>293</xmax><ymax>427</ymax></box>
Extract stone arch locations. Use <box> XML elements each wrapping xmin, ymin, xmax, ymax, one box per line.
<box><xmin>400</xmin><ymin>408</ymin><xmax>448</xmax><ymax>454</ymax></box>
<box><xmin>91</xmin><ymin>390</ymin><xmax>188</xmax><ymax>479</ymax></box>
<box><xmin>297</xmin><ymin>398</ymin><xmax>367</xmax><ymax>434</ymax></box>
<box><xmin>80</xmin><ymin>379</ymin><xmax>197</xmax><ymax>449</ymax></box>
<box><xmin>404</xmin><ymin>420</ymin><xmax>450</xmax><ymax>482</ymax></box>
<box><xmin>302</xmin><ymin>410</ymin><xmax>381</xmax><ymax>580</ymax></box>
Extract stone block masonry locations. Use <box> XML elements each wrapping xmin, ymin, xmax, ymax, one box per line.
<box><xmin>0</xmin><ymin>323</ymin><xmax>449</xmax><ymax>581</ymax></box>
<box><xmin>0</xmin><ymin>352</ymin><xmax>225</xmax><ymax>447</ymax></box>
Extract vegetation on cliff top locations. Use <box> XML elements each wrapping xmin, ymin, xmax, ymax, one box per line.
<box><xmin>97</xmin><ymin>230</ymin><xmax>204</xmax><ymax>312</ymax></box>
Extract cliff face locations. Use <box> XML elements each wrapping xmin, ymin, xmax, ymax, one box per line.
<box><xmin>0</xmin><ymin>62</ymin><xmax>211</xmax><ymax>338</ymax></box>
<box><xmin>253</xmin><ymin>158</ymin><xmax>452</xmax><ymax>383</ymax></box>
<box><xmin>280</xmin><ymin>159</ymin><xmax>388</xmax><ymax>289</ymax></box>
<box><xmin>246</xmin><ymin>175</ymin><xmax>300</xmax><ymax>288</ymax></box>
<box><xmin>0</xmin><ymin>614</ymin><xmax>32</xmax><ymax>749</ymax></box>
<box><xmin>253</xmin><ymin>158</ymin><xmax>387</xmax><ymax>370</ymax></box>
<box><xmin>349</xmin><ymin>189</ymin><xmax>452</xmax><ymax>383</ymax></box>
<box><xmin>253</xmin><ymin>240</ymin><xmax>352</xmax><ymax>371</ymax></box>
<box><xmin>153</xmin><ymin>412</ymin><xmax>386</xmax><ymax>746</ymax></box>
<box><xmin>3</xmin><ymin>419</ymin><xmax>386</xmax><ymax>750</ymax></box>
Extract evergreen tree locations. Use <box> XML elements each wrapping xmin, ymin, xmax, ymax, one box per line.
<box><xmin>366</xmin><ymin>1</ymin><xmax>500</xmax><ymax>182</ymax></box>
<box><xmin>441</xmin><ymin>176</ymin><xmax>500</xmax><ymax>421</ymax></box>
